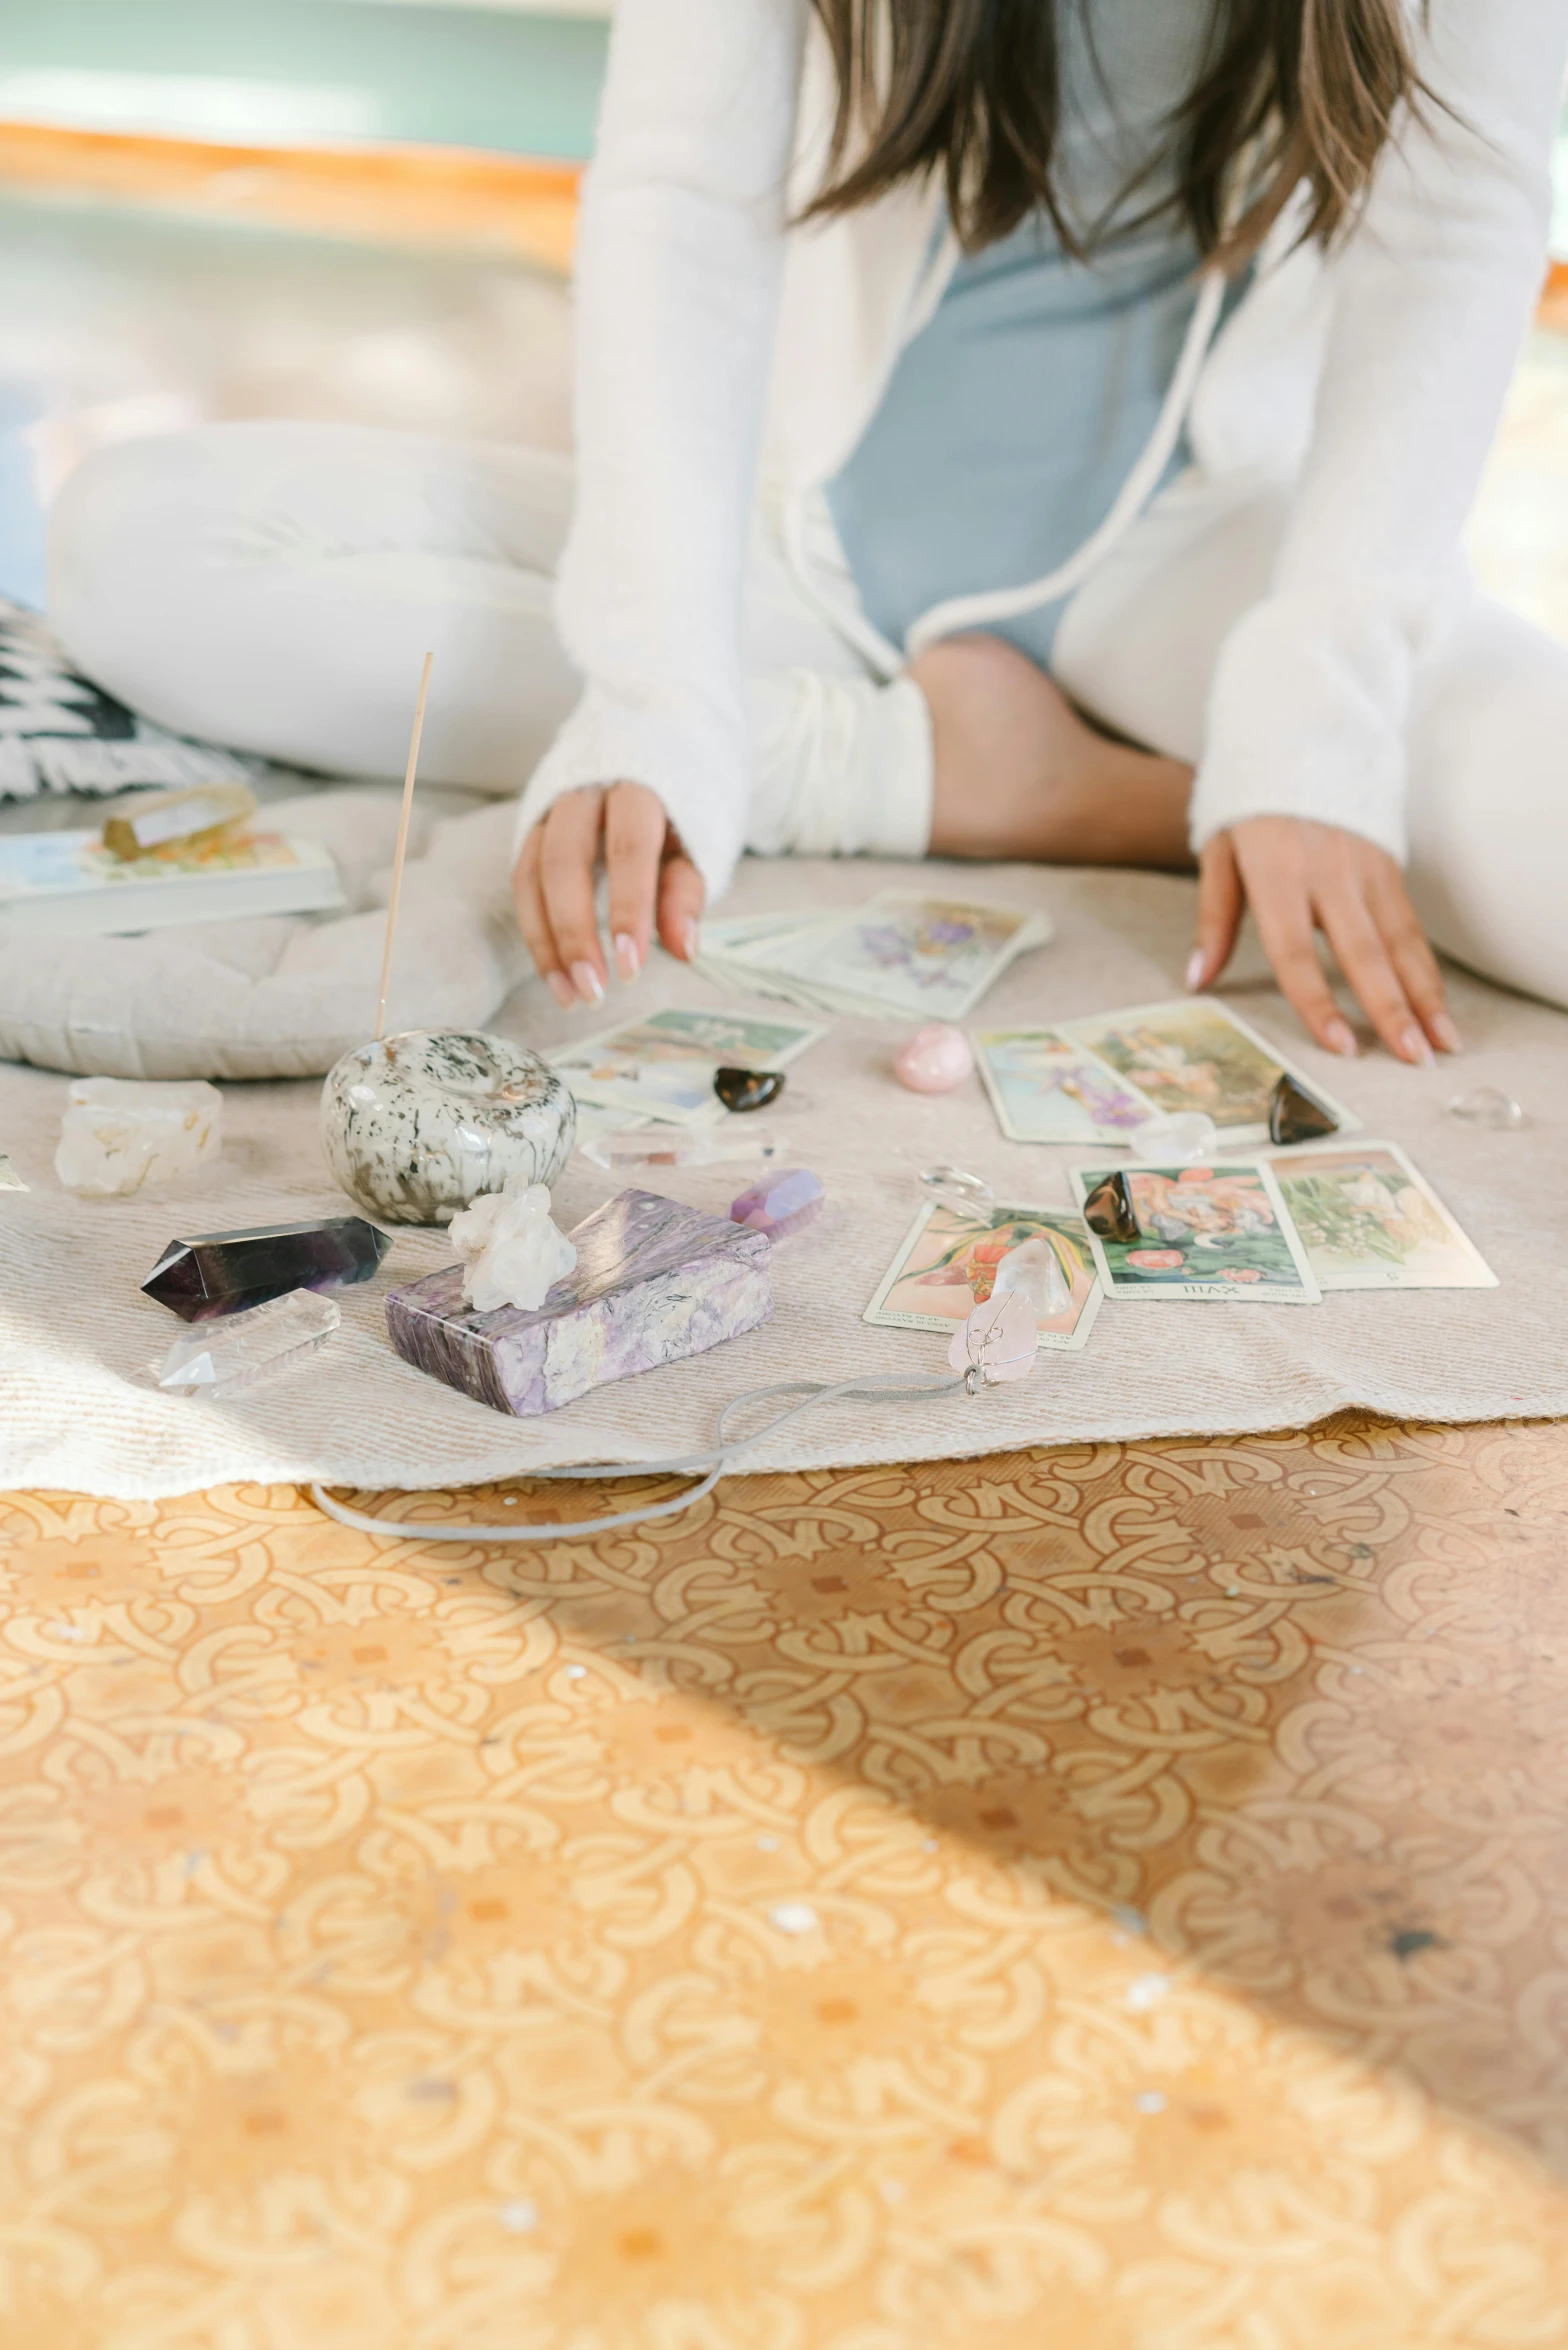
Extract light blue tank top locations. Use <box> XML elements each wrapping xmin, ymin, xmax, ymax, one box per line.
<box><xmin>826</xmin><ymin>0</ymin><xmax>1215</xmax><ymax>671</ymax></box>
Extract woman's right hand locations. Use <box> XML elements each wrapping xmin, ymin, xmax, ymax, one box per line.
<box><xmin>512</xmin><ymin>781</ymin><xmax>706</xmax><ymax>1006</ymax></box>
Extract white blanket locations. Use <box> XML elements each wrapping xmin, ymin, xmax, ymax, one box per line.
<box><xmin>2</xmin><ymin>856</ymin><xmax>1562</xmax><ymax>1501</ymax></box>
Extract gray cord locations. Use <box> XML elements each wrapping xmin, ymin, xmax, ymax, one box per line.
<box><xmin>309</xmin><ymin>1370</ymin><xmax>969</xmax><ymax>1544</ymax></box>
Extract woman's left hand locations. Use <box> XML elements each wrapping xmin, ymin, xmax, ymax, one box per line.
<box><xmin>1189</xmin><ymin>815</ymin><xmax>1462</xmax><ymax>1065</ymax></box>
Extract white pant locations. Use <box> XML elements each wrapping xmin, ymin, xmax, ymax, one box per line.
<box><xmin>48</xmin><ymin>418</ymin><xmax>1568</xmax><ymax>1009</ymax></box>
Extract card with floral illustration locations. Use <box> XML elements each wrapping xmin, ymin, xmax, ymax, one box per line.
<box><xmin>742</xmin><ymin>893</ymin><xmax>1049</xmax><ymax>1019</ymax></box>
<box><xmin>1068</xmin><ymin>1158</ymin><xmax>1321</xmax><ymax>1303</ymax></box>
<box><xmin>1268</xmin><ymin>1141</ymin><xmax>1497</xmax><ymax>1290</ymax></box>
<box><xmin>864</xmin><ymin>1198</ymin><xmax>1103</xmax><ymax>1351</ymax></box>
<box><xmin>975</xmin><ymin>1026</ymin><xmax>1157</xmax><ymax>1144</ymax></box>
<box><xmin>1054</xmin><ymin>997</ymin><xmax>1359</xmax><ymax>1147</ymax></box>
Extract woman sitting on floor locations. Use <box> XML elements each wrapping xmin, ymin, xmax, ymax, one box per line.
<box><xmin>49</xmin><ymin>0</ymin><xmax>1568</xmax><ymax>1055</ymax></box>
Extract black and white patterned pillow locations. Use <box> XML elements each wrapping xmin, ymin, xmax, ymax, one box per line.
<box><xmin>0</xmin><ymin>598</ymin><xmax>257</xmax><ymax>800</ymax></box>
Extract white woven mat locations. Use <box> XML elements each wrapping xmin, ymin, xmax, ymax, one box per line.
<box><xmin>3</xmin><ymin>855</ymin><xmax>1564</xmax><ymax>1501</ymax></box>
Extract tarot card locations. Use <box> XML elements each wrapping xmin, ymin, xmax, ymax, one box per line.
<box><xmin>1068</xmin><ymin>1158</ymin><xmax>1321</xmax><ymax>1303</ymax></box>
<box><xmin>740</xmin><ymin>892</ymin><xmax>1051</xmax><ymax>1021</ymax></box>
<box><xmin>1055</xmin><ymin>997</ymin><xmax>1359</xmax><ymax>1147</ymax></box>
<box><xmin>1268</xmin><ymin>1141</ymin><xmax>1498</xmax><ymax>1290</ymax></box>
<box><xmin>0</xmin><ymin>1153</ymin><xmax>26</xmax><ymax>1190</ymax></box>
<box><xmin>975</xmin><ymin>1026</ymin><xmax>1158</xmax><ymax>1144</ymax></box>
<box><xmin>549</xmin><ymin>1006</ymin><xmax>824</xmax><ymax>1127</ymax></box>
<box><xmin>864</xmin><ymin>1199</ymin><xmax>1103</xmax><ymax>1352</ymax></box>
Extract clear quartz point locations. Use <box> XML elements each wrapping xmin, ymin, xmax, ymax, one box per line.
<box><xmin>994</xmin><ymin>1236</ymin><xmax>1072</xmax><ymax>1321</ymax></box>
<box><xmin>1449</xmin><ymin>1086</ymin><xmax>1525</xmax><ymax>1131</ymax></box>
<box><xmin>579</xmin><ymin>1126</ymin><xmax>792</xmax><ymax>1172</ymax></box>
<box><xmin>154</xmin><ymin>1289</ymin><xmax>340</xmax><ymax>1398</ymax></box>
<box><xmin>1127</xmin><ymin>1111</ymin><xmax>1217</xmax><ymax>1162</ymax></box>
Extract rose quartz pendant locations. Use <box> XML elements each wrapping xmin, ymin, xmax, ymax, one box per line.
<box><xmin>894</xmin><ymin>1023</ymin><xmax>974</xmax><ymax>1094</ymax></box>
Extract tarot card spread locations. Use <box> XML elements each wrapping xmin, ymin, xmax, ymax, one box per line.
<box><xmin>865</xmin><ymin>1200</ymin><xmax>1103</xmax><ymax>1352</ymax></box>
<box><xmin>1053</xmin><ymin>998</ymin><xmax>1359</xmax><ymax>1149</ymax></box>
<box><xmin>1269</xmin><ymin>1142</ymin><xmax>1498</xmax><ymax>1291</ymax></box>
<box><xmin>548</xmin><ymin>1008</ymin><xmax>824</xmax><ymax>1128</ymax></box>
<box><xmin>1069</xmin><ymin>1160</ymin><xmax>1321</xmax><ymax>1304</ymax></box>
<box><xmin>975</xmin><ymin>1028</ymin><xmax>1157</xmax><ymax>1145</ymax></box>
<box><xmin>698</xmin><ymin>892</ymin><xmax>1051</xmax><ymax>1022</ymax></box>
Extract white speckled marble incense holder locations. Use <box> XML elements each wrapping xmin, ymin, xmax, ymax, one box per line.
<box><xmin>321</xmin><ymin>1029</ymin><xmax>576</xmax><ymax>1226</ymax></box>
<box><xmin>385</xmin><ymin>1188</ymin><xmax>773</xmax><ymax>1417</ymax></box>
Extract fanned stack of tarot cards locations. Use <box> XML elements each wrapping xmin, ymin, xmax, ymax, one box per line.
<box><xmin>696</xmin><ymin>891</ymin><xmax>1052</xmax><ymax>1022</ymax></box>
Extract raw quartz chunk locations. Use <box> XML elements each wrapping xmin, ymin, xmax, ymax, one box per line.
<box><xmin>155</xmin><ymin>1288</ymin><xmax>340</xmax><ymax>1398</ymax></box>
<box><xmin>56</xmin><ymin>1076</ymin><xmax>222</xmax><ymax>1197</ymax></box>
<box><xmin>449</xmin><ymin>1179</ymin><xmax>578</xmax><ymax>1314</ymax></box>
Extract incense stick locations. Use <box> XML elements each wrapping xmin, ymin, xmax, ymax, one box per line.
<box><xmin>375</xmin><ymin>650</ymin><xmax>434</xmax><ymax>1043</ymax></box>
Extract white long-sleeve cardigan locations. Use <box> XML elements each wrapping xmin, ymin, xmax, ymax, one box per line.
<box><xmin>514</xmin><ymin>0</ymin><xmax>1568</xmax><ymax>900</ymax></box>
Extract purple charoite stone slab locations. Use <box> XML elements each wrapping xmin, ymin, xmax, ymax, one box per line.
<box><xmin>385</xmin><ymin>1187</ymin><xmax>773</xmax><ymax>1417</ymax></box>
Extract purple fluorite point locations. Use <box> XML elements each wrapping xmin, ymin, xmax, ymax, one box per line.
<box><xmin>730</xmin><ymin>1168</ymin><xmax>824</xmax><ymax>1240</ymax></box>
<box><xmin>142</xmin><ymin>1215</ymin><xmax>391</xmax><ymax>1322</ymax></box>
<box><xmin>385</xmin><ymin>1187</ymin><xmax>772</xmax><ymax>1418</ymax></box>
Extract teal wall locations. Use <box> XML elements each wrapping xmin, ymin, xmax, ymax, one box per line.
<box><xmin>0</xmin><ymin>0</ymin><xmax>607</xmax><ymax>159</ymax></box>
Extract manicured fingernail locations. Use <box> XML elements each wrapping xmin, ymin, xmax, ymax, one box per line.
<box><xmin>1431</xmin><ymin>1013</ymin><xmax>1463</xmax><ymax>1055</ymax></box>
<box><xmin>613</xmin><ymin>931</ymin><xmax>641</xmax><ymax>982</ymax></box>
<box><xmin>569</xmin><ymin>960</ymin><xmax>605</xmax><ymax>1006</ymax></box>
<box><xmin>1400</xmin><ymin>1023</ymin><xmax>1434</xmax><ymax>1066</ymax></box>
<box><xmin>1185</xmin><ymin>949</ymin><xmax>1207</xmax><ymax>993</ymax></box>
<box><xmin>681</xmin><ymin>919</ymin><xmax>701</xmax><ymax>963</ymax></box>
<box><xmin>544</xmin><ymin>970</ymin><xmax>575</xmax><ymax>1009</ymax></box>
<box><xmin>1325</xmin><ymin>1018</ymin><xmax>1357</xmax><ymax>1058</ymax></box>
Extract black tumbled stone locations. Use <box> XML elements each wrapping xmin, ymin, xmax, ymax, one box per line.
<box><xmin>1083</xmin><ymin>1171</ymin><xmax>1141</xmax><ymax>1246</ymax></box>
<box><xmin>714</xmin><ymin>1067</ymin><xmax>785</xmax><ymax>1114</ymax></box>
<box><xmin>1268</xmin><ymin>1072</ymin><xmax>1340</xmax><ymax>1148</ymax></box>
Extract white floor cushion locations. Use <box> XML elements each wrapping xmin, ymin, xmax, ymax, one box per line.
<box><xmin>0</xmin><ymin>789</ymin><xmax>531</xmax><ymax>1079</ymax></box>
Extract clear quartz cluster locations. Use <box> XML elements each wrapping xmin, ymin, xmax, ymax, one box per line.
<box><xmin>56</xmin><ymin>1077</ymin><xmax>222</xmax><ymax>1197</ymax></box>
<box><xmin>449</xmin><ymin>1178</ymin><xmax>578</xmax><ymax>1314</ymax></box>
<box><xmin>155</xmin><ymin>1289</ymin><xmax>340</xmax><ymax>1398</ymax></box>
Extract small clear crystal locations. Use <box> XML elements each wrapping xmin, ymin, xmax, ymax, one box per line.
<box><xmin>154</xmin><ymin>1289</ymin><xmax>340</xmax><ymax>1398</ymax></box>
<box><xmin>993</xmin><ymin>1236</ymin><xmax>1072</xmax><ymax>1320</ymax></box>
<box><xmin>0</xmin><ymin>1153</ymin><xmax>26</xmax><ymax>1191</ymax></box>
<box><xmin>1449</xmin><ymin>1086</ymin><xmax>1525</xmax><ymax>1131</ymax></box>
<box><xmin>57</xmin><ymin>1077</ymin><xmax>222</xmax><ymax>1197</ymax></box>
<box><xmin>579</xmin><ymin>1125</ymin><xmax>792</xmax><ymax>1172</ymax></box>
<box><xmin>918</xmin><ymin>1164</ymin><xmax>994</xmax><ymax>1211</ymax></box>
<box><xmin>1127</xmin><ymin>1111</ymin><xmax>1216</xmax><ymax>1162</ymax></box>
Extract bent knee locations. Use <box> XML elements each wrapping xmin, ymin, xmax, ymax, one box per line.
<box><xmin>909</xmin><ymin>631</ymin><xmax>1061</xmax><ymax>792</ymax></box>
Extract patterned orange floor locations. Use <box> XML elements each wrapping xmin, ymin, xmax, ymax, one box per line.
<box><xmin>4</xmin><ymin>1415</ymin><xmax>1568</xmax><ymax>2348</ymax></box>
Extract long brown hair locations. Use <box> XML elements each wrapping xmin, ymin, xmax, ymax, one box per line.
<box><xmin>804</xmin><ymin>0</ymin><xmax>1429</xmax><ymax>265</ymax></box>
